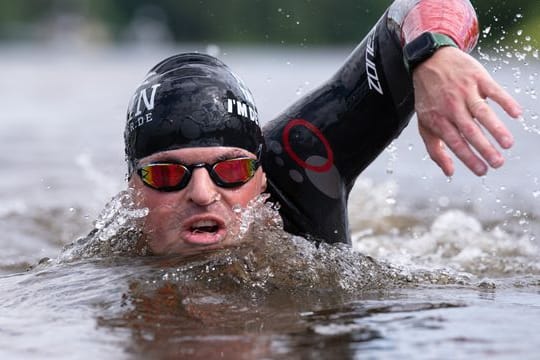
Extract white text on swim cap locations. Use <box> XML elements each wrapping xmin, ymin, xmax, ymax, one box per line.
<box><xmin>129</xmin><ymin>84</ymin><xmax>161</xmax><ymax>118</ymax></box>
<box><xmin>127</xmin><ymin>84</ymin><xmax>161</xmax><ymax>132</ymax></box>
<box><xmin>227</xmin><ymin>98</ymin><xmax>258</xmax><ymax>123</ymax></box>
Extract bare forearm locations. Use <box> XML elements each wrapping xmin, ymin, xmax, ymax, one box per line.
<box><xmin>389</xmin><ymin>0</ymin><xmax>479</xmax><ymax>51</ymax></box>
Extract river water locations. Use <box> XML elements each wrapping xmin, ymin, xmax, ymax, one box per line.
<box><xmin>1</xmin><ymin>42</ymin><xmax>540</xmax><ymax>359</ymax></box>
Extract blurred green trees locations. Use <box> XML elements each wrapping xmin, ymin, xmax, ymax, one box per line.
<box><xmin>0</xmin><ymin>0</ymin><xmax>536</xmax><ymax>44</ymax></box>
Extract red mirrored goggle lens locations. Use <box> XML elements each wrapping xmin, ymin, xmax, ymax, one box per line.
<box><xmin>212</xmin><ymin>158</ymin><xmax>257</xmax><ymax>184</ymax></box>
<box><xmin>139</xmin><ymin>163</ymin><xmax>188</xmax><ymax>189</ymax></box>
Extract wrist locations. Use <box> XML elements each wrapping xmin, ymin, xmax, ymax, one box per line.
<box><xmin>403</xmin><ymin>32</ymin><xmax>458</xmax><ymax>73</ymax></box>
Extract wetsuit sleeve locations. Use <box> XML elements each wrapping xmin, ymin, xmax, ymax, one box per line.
<box><xmin>262</xmin><ymin>0</ymin><xmax>479</xmax><ymax>244</ymax></box>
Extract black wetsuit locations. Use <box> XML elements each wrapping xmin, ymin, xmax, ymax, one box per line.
<box><xmin>262</xmin><ymin>10</ymin><xmax>414</xmax><ymax>244</ymax></box>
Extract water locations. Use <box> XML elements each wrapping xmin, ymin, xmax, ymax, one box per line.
<box><xmin>1</xmin><ymin>42</ymin><xmax>540</xmax><ymax>359</ymax></box>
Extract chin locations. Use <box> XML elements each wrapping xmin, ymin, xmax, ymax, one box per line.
<box><xmin>147</xmin><ymin>231</ymin><xmax>236</xmax><ymax>256</ymax></box>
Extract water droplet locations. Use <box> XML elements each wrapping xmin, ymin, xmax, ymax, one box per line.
<box><xmin>296</xmin><ymin>21</ymin><xmax>300</xmax><ymax>25</ymax></box>
<box><xmin>232</xmin><ymin>205</ymin><xmax>243</xmax><ymax>214</ymax></box>
<box><xmin>483</xmin><ymin>26</ymin><xmax>492</xmax><ymax>35</ymax></box>
<box><xmin>407</xmin><ymin>144</ymin><xmax>414</xmax><ymax>151</ymax></box>
<box><xmin>515</xmin><ymin>52</ymin><xmax>526</xmax><ymax>61</ymax></box>
<box><xmin>277</xmin><ymin>8</ymin><xmax>282</xmax><ymax>13</ymax></box>
<box><xmin>533</xmin><ymin>190</ymin><xmax>540</xmax><ymax>198</ymax></box>
<box><xmin>205</xmin><ymin>44</ymin><xmax>220</xmax><ymax>57</ymax></box>
<box><xmin>69</xmin><ymin>207</ymin><xmax>75</xmax><ymax>213</ymax></box>
<box><xmin>517</xmin><ymin>29</ymin><xmax>523</xmax><ymax>36</ymax></box>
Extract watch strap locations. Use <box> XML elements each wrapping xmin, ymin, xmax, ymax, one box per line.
<box><xmin>431</xmin><ymin>33</ymin><xmax>458</xmax><ymax>49</ymax></box>
<box><xmin>404</xmin><ymin>32</ymin><xmax>458</xmax><ymax>73</ymax></box>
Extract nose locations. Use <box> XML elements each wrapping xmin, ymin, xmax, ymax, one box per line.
<box><xmin>184</xmin><ymin>168</ymin><xmax>220</xmax><ymax>206</ymax></box>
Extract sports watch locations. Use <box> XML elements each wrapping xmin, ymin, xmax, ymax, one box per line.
<box><xmin>403</xmin><ymin>32</ymin><xmax>458</xmax><ymax>73</ymax></box>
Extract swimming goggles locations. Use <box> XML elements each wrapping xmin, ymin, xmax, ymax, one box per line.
<box><xmin>136</xmin><ymin>157</ymin><xmax>260</xmax><ymax>192</ymax></box>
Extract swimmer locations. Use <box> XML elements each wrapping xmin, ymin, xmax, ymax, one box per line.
<box><xmin>125</xmin><ymin>0</ymin><xmax>522</xmax><ymax>254</ymax></box>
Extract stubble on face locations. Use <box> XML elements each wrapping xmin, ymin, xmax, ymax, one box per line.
<box><xmin>140</xmin><ymin>199</ymin><xmax>241</xmax><ymax>255</ymax></box>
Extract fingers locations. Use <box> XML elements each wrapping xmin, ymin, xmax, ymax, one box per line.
<box><xmin>480</xmin><ymin>75</ymin><xmax>523</xmax><ymax>119</ymax></box>
<box><xmin>456</xmin><ymin>101</ymin><xmax>505</xmax><ymax>170</ymax></box>
<box><xmin>441</xmin><ymin>122</ymin><xmax>488</xmax><ymax>176</ymax></box>
<box><xmin>450</xmin><ymin>74</ymin><xmax>522</xmax><ymax>174</ymax></box>
<box><xmin>419</xmin><ymin>124</ymin><xmax>455</xmax><ymax>176</ymax></box>
<box><xmin>468</xmin><ymin>99</ymin><xmax>513</xmax><ymax>150</ymax></box>
<box><xmin>420</xmin><ymin>111</ymin><xmax>489</xmax><ymax>176</ymax></box>
<box><xmin>433</xmin><ymin>86</ymin><xmax>520</xmax><ymax>176</ymax></box>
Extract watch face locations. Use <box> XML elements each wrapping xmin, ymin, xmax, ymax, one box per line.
<box><xmin>404</xmin><ymin>33</ymin><xmax>436</xmax><ymax>64</ymax></box>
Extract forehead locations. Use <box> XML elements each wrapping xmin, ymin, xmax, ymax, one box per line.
<box><xmin>142</xmin><ymin>146</ymin><xmax>255</xmax><ymax>163</ymax></box>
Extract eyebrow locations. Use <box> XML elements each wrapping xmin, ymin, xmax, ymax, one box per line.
<box><xmin>214</xmin><ymin>150</ymin><xmax>251</xmax><ymax>162</ymax></box>
<box><xmin>145</xmin><ymin>149</ymin><xmax>251</xmax><ymax>164</ymax></box>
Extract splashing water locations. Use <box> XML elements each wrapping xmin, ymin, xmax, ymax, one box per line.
<box><xmin>352</xmin><ymin>202</ymin><xmax>540</xmax><ymax>277</ymax></box>
<box><xmin>477</xmin><ymin>13</ymin><xmax>540</xmax><ymax>132</ymax></box>
<box><xmin>51</xmin><ymin>189</ymin><xmax>476</xmax><ymax>295</ymax></box>
<box><xmin>59</xmin><ymin>190</ymin><xmax>149</xmax><ymax>261</ymax></box>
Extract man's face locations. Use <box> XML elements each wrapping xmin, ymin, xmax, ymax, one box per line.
<box><xmin>129</xmin><ymin>146</ymin><xmax>267</xmax><ymax>255</ymax></box>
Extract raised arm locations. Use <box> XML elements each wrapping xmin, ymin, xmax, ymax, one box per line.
<box><xmin>394</xmin><ymin>0</ymin><xmax>522</xmax><ymax>176</ymax></box>
<box><xmin>262</xmin><ymin>0</ymin><xmax>514</xmax><ymax>244</ymax></box>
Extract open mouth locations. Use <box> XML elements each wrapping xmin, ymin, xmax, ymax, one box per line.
<box><xmin>182</xmin><ymin>217</ymin><xmax>226</xmax><ymax>246</ymax></box>
<box><xmin>190</xmin><ymin>220</ymin><xmax>220</xmax><ymax>234</ymax></box>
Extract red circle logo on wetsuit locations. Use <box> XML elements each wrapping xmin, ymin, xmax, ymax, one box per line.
<box><xmin>282</xmin><ymin>119</ymin><xmax>334</xmax><ymax>173</ymax></box>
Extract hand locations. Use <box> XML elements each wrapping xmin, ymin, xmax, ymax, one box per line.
<box><xmin>412</xmin><ymin>46</ymin><xmax>522</xmax><ymax>176</ymax></box>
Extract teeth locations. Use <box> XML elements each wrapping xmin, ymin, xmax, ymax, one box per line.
<box><xmin>192</xmin><ymin>220</ymin><xmax>218</xmax><ymax>228</ymax></box>
<box><xmin>190</xmin><ymin>219</ymin><xmax>219</xmax><ymax>234</ymax></box>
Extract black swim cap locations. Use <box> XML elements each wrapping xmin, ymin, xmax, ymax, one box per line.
<box><xmin>124</xmin><ymin>53</ymin><xmax>263</xmax><ymax>174</ymax></box>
